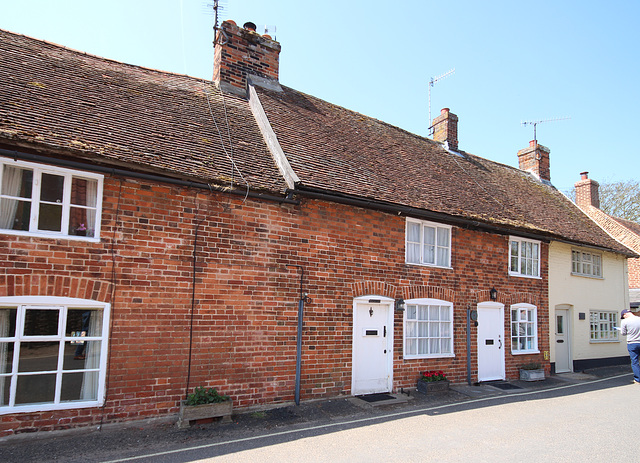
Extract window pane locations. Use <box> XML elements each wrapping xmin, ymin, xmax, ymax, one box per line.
<box><xmin>18</xmin><ymin>341</ymin><xmax>59</xmax><ymax>372</ymax></box>
<box><xmin>0</xmin><ymin>307</ymin><xmax>17</xmax><ymax>337</ymax></box>
<box><xmin>38</xmin><ymin>202</ymin><xmax>63</xmax><ymax>231</ymax></box>
<box><xmin>0</xmin><ymin>198</ymin><xmax>31</xmax><ymax>230</ymax></box>
<box><xmin>423</xmin><ymin>243</ymin><xmax>435</xmax><ymax>264</ymax></box>
<box><xmin>406</xmin><ymin>338</ymin><xmax>416</xmax><ymax>355</ymax></box>
<box><xmin>437</xmin><ymin>246</ymin><xmax>449</xmax><ymax>267</ymax></box>
<box><xmin>418</xmin><ymin>338</ymin><xmax>428</xmax><ymax>355</ymax></box>
<box><xmin>61</xmin><ymin>371</ymin><xmax>85</xmax><ymax>401</ymax></box>
<box><xmin>15</xmin><ymin>373</ymin><xmax>56</xmax><ymax>405</ymax></box>
<box><xmin>556</xmin><ymin>315</ymin><xmax>564</xmax><ymax>334</ymax></box>
<box><xmin>406</xmin><ymin>321</ymin><xmax>416</xmax><ymax>337</ymax></box>
<box><xmin>407</xmin><ymin>243</ymin><xmax>420</xmax><ymax>263</ymax></box>
<box><xmin>417</xmin><ymin>322</ymin><xmax>428</xmax><ymax>337</ymax></box>
<box><xmin>406</xmin><ymin>305</ymin><xmax>417</xmax><ymax>319</ymax></box>
<box><xmin>440</xmin><ymin>306</ymin><xmax>450</xmax><ymax>321</ymax></box>
<box><xmin>63</xmin><ymin>341</ymin><xmax>101</xmax><ymax>370</ymax></box>
<box><xmin>66</xmin><ymin>309</ymin><xmax>103</xmax><ymax>337</ymax></box>
<box><xmin>441</xmin><ymin>338</ymin><xmax>451</xmax><ymax>354</ymax></box>
<box><xmin>429</xmin><ymin>306</ymin><xmax>439</xmax><ymax>320</ymax></box>
<box><xmin>437</xmin><ymin>227</ymin><xmax>450</xmax><ymax>247</ymax></box>
<box><xmin>407</xmin><ymin>222</ymin><xmax>420</xmax><ymax>242</ymax></box>
<box><xmin>423</xmin><ymin>226</ymin><xmax>435</xmax><ymax>245</ymax></box>
<box><xmin>418</xmin><ymin>305</ymin><xmax>428</xmax><ymax>320</ymax></box>
<box><xmin>1</xmin><ymin>166</ymin><xmax>33</xmax><ymax>198</ymax></box>
<box><xmin>40</xmin><ymin>173</ymin><xmax>64</xmax><ymax>203</ymax></box>
<box><xmin>24</xmin><ymin>309</ymin><xmax>59</xmax><ymax>336</ymax></box>
<box><xmin>0</xmin><ymin>342</ymin><xmax>13</xmax><ymax>374</ymax></box>
<box><xmin>70</xmin><ymin>178</ymin><xmax>97</xmax><ymax>207</ymax></box>
<box><xmin>0</xmin><ymin>376</ymin><xmax>10</xmax><ymax>406</ymax></box>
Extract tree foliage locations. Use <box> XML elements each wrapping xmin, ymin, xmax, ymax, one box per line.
<box><xmin>567</xmin><ymin>179</ymin><xmax>640</xmax><ymax>222</ymax></box>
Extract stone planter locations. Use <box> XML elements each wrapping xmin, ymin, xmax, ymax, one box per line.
<box><xmin>520</xmin><ymin>368</ymin><xmax>545</xmax><ymax>382</ymax></box>
<box><xmin>177</xmin><ymin>399</ymin><xmax>233</xmax><ymax>428</ymax></box>
<box><xmin>417</xmin><ymin>380</ymin><xmax>450</xmax><ymax>394</ymax></box>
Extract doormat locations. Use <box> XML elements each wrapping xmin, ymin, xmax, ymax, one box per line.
<box><xmin>356</xmin><ymin>393</ymin><xmax>396</xmax><ymax>403</ymax></box>
<box><xmin>485</xmin><ymin>381</ymin><xmax>522</xmax><ymax>390</ymax></box>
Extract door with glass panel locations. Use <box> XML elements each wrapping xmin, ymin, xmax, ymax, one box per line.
<box><xmin>555</xmin><ymin>307</ymin><xmax>571</xmax><ymax>373</ymax></box>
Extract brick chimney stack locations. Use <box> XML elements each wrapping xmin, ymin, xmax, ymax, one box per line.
<box><xmin>432</xmin><ymin>108</ymin><xmax>458</xmax><ymax>151</ymax></box>
<box><xmin>517</xmin><ymin>140</ymin><xmax>551</xmax><ymax>181</ymax></box>
<box><xmin>574</xmin><ymin>172</ymin><xmax>600</xmax><ymax>208</ymax></box>
<box><xmin>213</xmin><ymin>20</ymin><xmax>281</xmax><ymax>93</ymax></box>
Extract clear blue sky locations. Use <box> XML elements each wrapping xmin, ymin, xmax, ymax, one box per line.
<box><xmin>2</xmin><ymin>0</ymin><xmax>638</xmax><ymax>193</ymax></box>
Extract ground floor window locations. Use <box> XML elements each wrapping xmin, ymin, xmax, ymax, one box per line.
<box><xmin>589</xmin><ymin>311</ymin><xmax>619</xmax><ymax>342</ymax></box>
<box><xmin>403</xmin><ymin>298</ymin><xmax>454</xmax><ymax>359</ymax></box>
<box><xmin>511</xmin><ymin>303</ymin><xmax>538</xmax><ymax>353</ymax></box>
<box><xmin>0</xmin><ymin>296</ymin><xmax>110</xmax><ymax>414</ymax></box>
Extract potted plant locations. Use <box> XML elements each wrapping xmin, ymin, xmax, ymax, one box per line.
<box><xmin>177</xmin><ymin>386</ymin><xmax>232</xmax><ymax>428</ymax></box>
<box><xmin>416</xmin><ymin>370</ymin><xmax>450</xmax><ymax>393</ymax></box>
<box><xmin>75</xmin><ymin>223</ymin><xmax>87</xmax><ymax>236</ymax></box>
<box><xmin>519</xmin><ymin>362</ymin><xmax>545</xmax><ymax>381</ymax></box>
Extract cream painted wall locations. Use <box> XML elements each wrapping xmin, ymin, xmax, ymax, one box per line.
<box><xmin>549</xmin><ymin>242</ymin><xmax>630</xmax><ymax>366</ymax></box>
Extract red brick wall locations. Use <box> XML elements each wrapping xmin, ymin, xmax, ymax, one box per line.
<box><xmin>0</xmin><ymin>175</ymin><xmax>548</xmax><ymax>436</ymax></box>
<box><xmin>629</xmin><ymin>257</ymin><xmax>640</xmax><ymax>289</ymax></box>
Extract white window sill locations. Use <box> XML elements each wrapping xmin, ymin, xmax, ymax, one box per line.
<box><xmin>403</xmin><ymin>353</ymin><xmax>455</xmax><ymax>360</ymax></box>
<box><xmin>508</xmin><ymin>272</ymin><xmax>541</xmax><ymax>280</ymax></box>
<box><xmin>571</xmin><ymin>273</ymin><xmax>603</xmax><ymax>280</ymax></box>
<box><xmin>511</xmin><ymin>350</ymin><xmax>540</xmax><ymax>355</ymax></box>
<box><xmin>405</xmin><ymin>262</ymin><xmax>453</xmax><ymax>270</ymax></box>
<box><xmin>589</xmin><ymin>340</ymin><xmax>620</xmax><ymax>344</ymax></box>
<box><xmin>1</xmin><ymin>229</ymin><xmax>100</xmax><ymax>242</ymax></box>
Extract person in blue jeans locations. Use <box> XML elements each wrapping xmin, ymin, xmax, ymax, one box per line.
<box><xmin>621</xmin><ymin>309</ymin><xmax>640</xmax><ymax>384</ymax></box>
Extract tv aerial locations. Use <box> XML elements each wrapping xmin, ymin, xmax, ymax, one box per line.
<box><xmin>521</xmin><ymin>116</ymin><xmax>570</xmax><ymax>143</ymax></box>
<box><xmin>428</xmin><ymin>68</ymin><xmax>455</xmax><ymax>135</ymax></box>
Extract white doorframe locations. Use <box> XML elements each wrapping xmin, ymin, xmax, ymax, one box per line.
<box><xmin>351</xmin><ymin>296</ymin><xmax>394</xmax><ymax>395</ymax></box>
<box><xmin>477</xmin><ymin>301</ymin><xmax>505</xmax><ymax>382</ymax></box>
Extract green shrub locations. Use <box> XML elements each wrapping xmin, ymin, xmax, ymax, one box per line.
<box><xmin>186</xmin><ymin>386</ymin><xmax>229</xmax><ymax>406</ymax></box>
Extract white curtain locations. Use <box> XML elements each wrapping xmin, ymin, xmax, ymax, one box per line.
<box><xmin>0</xmin><ymin>166</ymin><xmax>23</xmax><ymax>229</ymax></box>
<box><xmin>86</xmin><ymin>179</ymin><xmax>97</xmax><ymax>237</ymax></box>
<box><xmin>0</xmin><ymin>310</ymin><xmax>9</xmax><ymax>406</ymax></box>
<box><xmin>80</xmin><ymin>310</ymin><xmax>102</xmax><ymax>400</ymax></box>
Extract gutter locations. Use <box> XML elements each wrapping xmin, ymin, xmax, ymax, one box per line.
<box><xmin>0</xmin><ymin>147</ymin><xmax>299</xmax><ymax>205</ymax></box>
<box><xmin>291</xmin><ymin>183</ymin><xmax>637</xmax><ymax>256</ymax></box>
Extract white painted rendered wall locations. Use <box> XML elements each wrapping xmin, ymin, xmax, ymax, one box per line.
<box><xmin>548</xmin><ymin>241</ymin><xmax>630</xmax><ymax>365</ymax></box>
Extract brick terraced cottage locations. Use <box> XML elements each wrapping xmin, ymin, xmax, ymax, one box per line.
<box><xmin>0</xmin><ymin>21</ymin><xmax>633</xmax><ymax>436</ymax></box>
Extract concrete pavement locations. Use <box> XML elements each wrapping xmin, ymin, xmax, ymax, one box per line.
<box><xmin>0</xmin><ymin>365</ymin><xmax>633</xmax><ymax>462</ymax></box>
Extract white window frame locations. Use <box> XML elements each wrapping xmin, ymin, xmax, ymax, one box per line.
<box><xmin>0</xmin><ymin>296</ymin><xmax>110</xmax><ymax>415</ymax></box>
<box><xmin>510</xmin><ymin>303</ymin><xmax>539</xmax><ymax>354</ymax></box>
<box><xmin>589</xmin><ymin>310</ymin><xmax>619</xmax><ymax>342</ymax></box>
<box><xmin>0</xmin><ymin>157</ymin><xmax>103</xmax><ymax>241</ymax></box>
<box><xmin>403</xmin><ymin>298</ymin><xmax>454</xmax><ymax>359</ymax></box>
<box><xmin>509</xmin><ymin>236</ymin><xmax>540</xmax><ymax>278</ymax></box>
<box><xmin>405</xmin><ymin>218</ymin><xmax>452</xmax><ymax>268</ymax></box>
<box><xmin>572</xmin><ymin>249</ymin><xmax>603</xmax><ymax>278</ymax></box>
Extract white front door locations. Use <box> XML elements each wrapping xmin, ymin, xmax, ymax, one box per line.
<box><xmin>352</xmin><ymin>298</ymin><xmax>393</xmax><ymax>395</ymax></box>
<box><xmin>555</xmin><ymin>307</ymin><xmax>572</xmax><ymax>373</ymax></box>
<box><xmin>477</xmin><ymin>302</ymin><xmax>505</xmax><ymax>382</ymax></box>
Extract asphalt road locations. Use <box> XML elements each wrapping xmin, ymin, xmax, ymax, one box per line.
<box><xmin>2</xmin><ymin>373</ymin><xmax>636</xmax><ymax>462</ymax></box>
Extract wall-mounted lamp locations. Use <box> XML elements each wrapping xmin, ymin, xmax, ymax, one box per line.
<box><xmin>395</xmin><ymin>298</ymin><xmax>406</xmax><ymax>312</ymax></box>
<box><xmin>489</xmin><ymin>287</ymin><xmax>498</xmax><ymax>301</ymax></box>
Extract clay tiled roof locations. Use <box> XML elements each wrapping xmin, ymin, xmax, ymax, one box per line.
<box><xmin>0</xmin><ymin>29</ymin><xmax>286</xmax><ymax>193</ymax></box>
<box><xmin>255</xmin><ymin>85</ymin><xmax>634</xmax><ymax>255</ymax></box>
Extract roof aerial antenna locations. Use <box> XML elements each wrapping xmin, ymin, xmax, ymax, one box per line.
<box><xmin>521</xmin><ymin>116</ymin><xmax>571</xmax><ymax>144</ymax></box>
<box><xmin>210</xmin><ymin>0</ymin><xmax>228</xmax><ymax>45</ymax></box>
<box><xmin>263</xmin><ymin>24</ymin><xmax>277</xmax><ymax>41</ymax></box>
<box><xmin>428</xmin><ymin>68</ymin><xmax>455</xmax><ymax>135</ymax></box>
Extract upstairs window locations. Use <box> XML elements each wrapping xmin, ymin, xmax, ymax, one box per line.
<box><xmin>406</xmin><ymin>218</ymin><xmax>451</xmax><ymax>268</ymax></box>
<box><xmin>509</xmin><ymin>237</ymin><xmax>540</xmax><ymax>277</ymax></box>
<box><xmin>572</xmin><ymin>249</ymin><xmax>602</xmax><ymax>278</ymax></box>
<box><xmin>0</xmin><ymin>158</ymin><xmax>103</xmax><ymax>239</ymax></box>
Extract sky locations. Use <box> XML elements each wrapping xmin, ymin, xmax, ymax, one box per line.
<box><xmin>2</xmin><ymin>0</ymin><xmax>638</xmax><ymax>193</ymax></box>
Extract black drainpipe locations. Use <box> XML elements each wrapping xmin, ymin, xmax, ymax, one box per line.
<box><xmin>288</xmin><ymin>265</ymin><xmax>311</xmax><ymax>406</ymax></box>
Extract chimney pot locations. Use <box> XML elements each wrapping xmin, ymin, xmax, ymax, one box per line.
<box><xmin>243</xmin><ymin>21</ymin><xmax>257</xmax><ymax>31</ymax></box>
<box><xmin>529</xmin><ymin>140</ymin><xmax>537</xmax><ymax>148</ymax></box>
<box><xmin>580</xmin><ymin>171</ymin><xmax>589</xmax><ymax>180</ymax></box>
